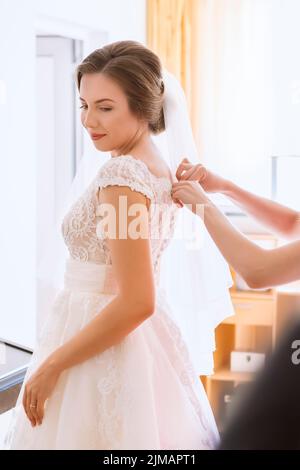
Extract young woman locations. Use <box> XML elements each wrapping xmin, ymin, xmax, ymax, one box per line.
<box><xmin>172</xmin><ymin>159</ymin><xmax>300</xmax><ymax>288</ymax></box>
<box><xmin>4</xmin><ymin>41</ymin><xmax>219</xmax><ymax>450</ymax></box>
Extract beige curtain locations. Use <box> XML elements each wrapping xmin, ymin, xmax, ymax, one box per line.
<box><xmin>147</xmin><ymin>0</ymin><xmax>273</xmax><ymax>197</ymax></box>
<box><xmin>147</xmin><ymin>0</ymin><xmax>200</xmax><ymax>133</ymax></box>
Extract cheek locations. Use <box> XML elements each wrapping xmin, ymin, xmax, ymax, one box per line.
<box><xmin>109</xmin><ymin>112</ymin><xmax>138</xmax><ymax>137</ymax></box>
<box><xmin>90</xmin><ymin>110</ymin><xmax>121</xmax><ymax>134</ymax></box>
<box><xmin>121</xmin><ymin>113</ymin><xmax>140</xmax><ymax>134</ymax></box>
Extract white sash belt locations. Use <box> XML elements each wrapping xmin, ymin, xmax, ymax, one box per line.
<box><xmin>64</xmin><ymin>258</ymin><xmax>118</xmax><ymax>295</ymax></box>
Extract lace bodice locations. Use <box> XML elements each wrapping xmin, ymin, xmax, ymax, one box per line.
<box><xmin>62</xmin><ymin>155</ymin><xmax>178</xmax><ymax>281</ymax></box>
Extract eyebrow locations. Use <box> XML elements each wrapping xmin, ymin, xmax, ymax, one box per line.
<box><xmin>79</xmin><ymin>97</ymin><xmax>115</xmax><ymax>104</ymax></box>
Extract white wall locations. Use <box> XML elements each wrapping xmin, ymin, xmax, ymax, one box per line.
<box><xmin>33</xmin><ymin>0</ymin><xmax>146</xmax><ymax>43</ymax></box>
<box><xmin>0</xmin><ymin>0</ymin><xmax>146</xmax><ymax>348</ymax></box>
<box><xmin>196</xmin><ymin>0</ymin><xmax>300</xmax><ymax>206</ymax></box>
<box><xmin>269</xmin><ymin>0</ymin><xmax>300</xmax><ymax>157</ymax></box>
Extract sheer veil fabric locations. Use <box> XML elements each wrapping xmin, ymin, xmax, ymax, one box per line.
<box><xmin>154</xmin><ymin>70</ymin><xmax>234</xmax><ymax>375</ymax></box>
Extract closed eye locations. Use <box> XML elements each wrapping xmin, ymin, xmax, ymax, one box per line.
<box><xmin>79</xmin><ymin>105</ymin><xmax>112</xmax><ymax>112</ymax></box>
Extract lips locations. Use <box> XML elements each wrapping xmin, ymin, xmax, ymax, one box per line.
<box><xmin>91</xmin><ymin>133</ymin><xmax>106</xmax><ymax>137</ymax></box>
<box><xmin>91</xmin><ymin>133</ymin><xmax>106</xmax><ymax>140</ymax></box>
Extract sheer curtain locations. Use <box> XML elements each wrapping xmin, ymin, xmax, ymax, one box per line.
<box><xmin>193</xmin><ymin>0</ymin><xmax>273</xmax><ymax>197</ymax></box>
<box><xmin>147</xmin><ymin>0</ymin><xmax>274</xmax><ymax>198</ymax></box>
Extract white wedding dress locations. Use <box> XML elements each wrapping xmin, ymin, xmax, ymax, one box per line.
<box><xmin>4</xmin><ymin>155</ymin><xmax>219</xmax><ymax>450</ymax></box>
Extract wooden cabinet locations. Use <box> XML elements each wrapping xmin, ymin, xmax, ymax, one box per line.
<box><xmin>201</xmin><ymin>234</ymin><xmax>300</xmax><ymax>433</ymax></box>
<box><xmin>202</xmin><ymin>289</ymin><xmax>276</xmax><ymax>432</ymax></box>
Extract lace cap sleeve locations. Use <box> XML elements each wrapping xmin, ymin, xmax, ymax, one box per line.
<box><xmin>97</xmin><ymin>156</ymin><xmax>154</xmax><ymax>201</ymax></box>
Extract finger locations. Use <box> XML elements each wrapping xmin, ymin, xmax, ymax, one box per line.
<box><xmin>176</xmin><ymin>163</ymin><xmax>193</xmax><ymax>179</ymax></box>
<box><xmin>181</xmin><ymin>165</ymin><xmax>205</xmax><ymax>182</ymax></box>
<box><xmin>30</xmin><ymin>394</ymin><xmax>40</xmax><ymax>425</ymax></box>
<box><xmin>172</xmin><ymin>197</ymin><xmax>184</xmax><ymax>208</ymax></box>
<box><xmin>22</xmin><ymin>387</ymin><xmax>31</xmax><ymax>424</ymax></box>
<box><xmin>171</xmin><ymin>187</ymin><xmax>179</xmax><ymax>196</ymax></box>
<box><xmin>172</xmin><ymin>190</ymin><xmax>182</xmax><ymax>199</ymax></box>
<box><xmin>26</xmin><ymin>390</ymin><xmax>36</xmax><ymax>426</ymax></box>
<box><xmin>194</xmin><ymin>165</ymin><xmax>207</xmax><ymax>182</ymax></box>
<box><xmin>176</xmin><ymin>162</ymin><xmax>193</xmax><ymax>181</ymax></box>
<box><xmin>26</xmin><ymin>390</ymin><xmax>35</xmax><ymax>426</ymax></box>
<box><xmin>24</xmin><ymin>385</ymin><xmax>31</xmax><ymax>422</ymax></box>
<box><xmin>180</xmin><ymin>167</ymin><xmax>198</xmax><ymax>181</ymax></box>
<box><xmin>172</xmin><ymin>181</ymin><xmax>188</xmax><ymax>189</ymax></box>
<box><xmin>171</xmin><ymin>189</ymin><xmax>183</xmax><ymax>198</ymax></box>
<box><xmin>36</xmin><ymin>398</ymin><xmax>45</xmax><ymax>425</ymax></box>
<box><xmin>22</xmin><ymin>386</ymin><xmax>27</xmax><ymax>412</ymax></box>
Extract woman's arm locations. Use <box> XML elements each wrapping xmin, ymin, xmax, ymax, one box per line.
<box><xmin>176</xmin><ymin>159</ymin><xmax>300</xmax><ymax>240</ymax></box>
<box><xmin>23</xmin><ymin>186</ymin><xmax>155</xmax><ymax>426</ymax></box>
<box><xmin>222</xmin><ymin>180</ymin><xmax>300</xmax><ymax>241</ymax></box>
<box><xmin>172</xmin><ymin>181</ymin><xmax>300</xmax><ymax>289</ymax></box>
<box><xmin>46</xmin><ymin>185</ymin><xmax>155</xmax><ymax>370</ymax></box>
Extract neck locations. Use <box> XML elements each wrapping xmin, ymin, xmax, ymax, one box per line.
<box><xmin>111</xmin><ymin>130</ymin><xmax>158</xmax><ymax>161</ymax></box>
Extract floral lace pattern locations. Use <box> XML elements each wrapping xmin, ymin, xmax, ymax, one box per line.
<box><xmin>4</xmin><ymin>155</ymin><xmax>220</xmax><ymax>450</ymax></box>
<box><xmin>62</xmin><ymin>155</ymin><xmax>178</xmax><ymax>271</ymax></box>
<box><xmin>152</xmin><ymin>290</ymin><xmax>219</xmax><ymax>449</ymax></box>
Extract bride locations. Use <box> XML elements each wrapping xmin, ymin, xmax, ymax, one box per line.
<box><xmin>4</xmin><ymin>40</ymin><xmax>231</xmax><ymax>450</ymax></box>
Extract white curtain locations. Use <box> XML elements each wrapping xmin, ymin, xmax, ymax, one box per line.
<box><xmin>193</xmin><ymin>0</ymin><xmax>273</xmax><ymax>198</ymax></box>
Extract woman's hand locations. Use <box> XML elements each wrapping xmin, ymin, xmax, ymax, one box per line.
<box><xmin>171</xmin><ymin>180</ymin><xmax>210</xmax><ymax>213</ymax></box>
<box><xmin>22</xmin><ymin>361</ymin><xmax>61</xmax><ymax>427</ymax></box>
<box><xmin>176</xmin><ymin>158</ymin><xmax>228</xmax><ymax>193</ymax></box>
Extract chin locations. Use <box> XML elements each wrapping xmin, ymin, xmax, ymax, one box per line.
<box><xmin>94</xmin><ymin>141</ymin><xmax>113</xmax><ymax>152</ymax></box>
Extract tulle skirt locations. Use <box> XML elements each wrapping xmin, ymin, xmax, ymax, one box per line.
<box><xmin>3</xmin><ymin>258</ymin><xmax>219</xmax><ymax>450</ymax></box>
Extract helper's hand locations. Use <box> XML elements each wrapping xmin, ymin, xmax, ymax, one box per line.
<box><xmin>176</xmin><ymin>158</ymin><xmax>227</xmax><ymax>193</ymax></box>
<box><xmin>171</xmin><ymin>180</ymin><xmax>210</xmax><ymax>214</ymax></box>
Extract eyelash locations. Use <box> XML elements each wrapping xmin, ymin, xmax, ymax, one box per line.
<box><xmin>79</xmin><ymin>105</ymin><xmax>112</xmax><ymax>112</ymax></box>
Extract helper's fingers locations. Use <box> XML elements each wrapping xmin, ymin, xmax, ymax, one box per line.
<box><xmin>194</xmin><ymin>164</ymin><xmax>207</xmax><ymax>182</ymax></box>
<box><xmin>181</xmin><ymin>164</ymin><xmax>206</xmax><ymax>182</ymax></box>
<box><xmin>172</xmin><ymin>188</ymin><xmax>183</xmax><ymax>198</ymax></box>
<box><xmin>174</xmin><ymin>199</ymin><xmax>184</xmax><ymax>208</ymax></box>
<box><xmin>176</xmin><ymin>161</ymin><xmax>193</xmax><ymax>181</ymax></box>
<box><xmin>180</xmin><ymin>166</ymin><xmax>200</xmax><ymax>181</ymax></box>
<box><xmin>172</xmin><ymin>181</ymin><xmax>191</xmax><ymax>189</ymax></box>
<box><xmin>179</xmin><ymin>157</ymin><xmax>191</xmax><ymax>165</ymax></box>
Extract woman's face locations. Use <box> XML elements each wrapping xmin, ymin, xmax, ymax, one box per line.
<box><xmin>79</xmin><ymin>72</ymin><xmax>146</xmax><ymax>155</ymax></box>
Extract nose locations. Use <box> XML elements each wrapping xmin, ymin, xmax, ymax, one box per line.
<box><xmin>82</xmin><ymin>108</ymin><xmax>99</xmax><ymax>129</ymax></box>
